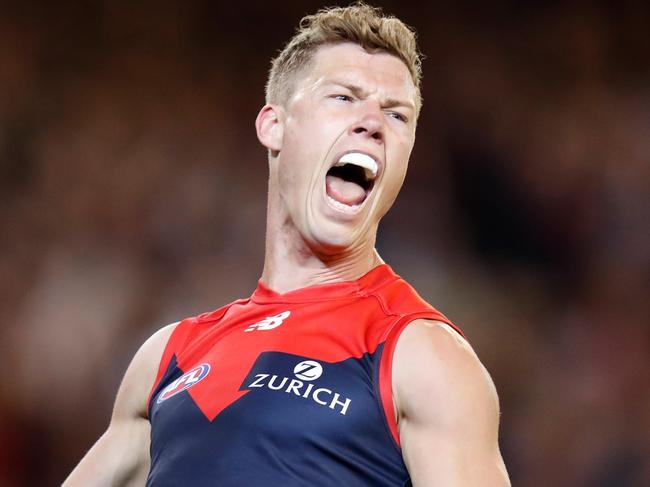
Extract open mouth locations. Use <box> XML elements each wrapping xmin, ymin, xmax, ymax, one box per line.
<box><xmin>325</xmin><ymin>152</ymin><xmax>378</xmax><ymax>211</ymax></box>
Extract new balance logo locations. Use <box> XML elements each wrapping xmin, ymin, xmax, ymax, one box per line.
<box><xmin>244</xmin><ymin>311</ymin><xmax>291</xmax><ymax>332</ymax></box>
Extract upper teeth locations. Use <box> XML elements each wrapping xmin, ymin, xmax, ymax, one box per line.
<box><xmin>335</xmin><ymin>152</ymin><xmax>378</xmax><ymax>179</ymax></box>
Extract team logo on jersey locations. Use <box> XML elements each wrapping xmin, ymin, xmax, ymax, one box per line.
<box><xmin>244</xmin><ymin>311</ymin><xmax>291</xmax><ymax>332</ymax></box>
<box><xmin>246</xmin><ymin>359</ymin><xmax>352</xmax><ymax>415</ymax></box>
<box><xmin>157</xmin><ymin>363</ymin><xmax>211</xmax><ymax>404</ymax></box>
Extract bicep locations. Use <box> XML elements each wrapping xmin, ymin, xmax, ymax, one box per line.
<box><xmin>63</xmin><ymin>414</ymin><xmax>151</xmax><ymax>487</ymax></box>
<box><xmin>393</xmin><ymin>320</ymin><xmax>510</xmax><ymax>486</ymax></box>
<box><xmin>63</xmin><ymin>323</ymin><xmax>177</xmax><ymax>487</ymax></box>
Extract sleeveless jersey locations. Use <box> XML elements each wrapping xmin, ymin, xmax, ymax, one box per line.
<box><xmin>146</xmin><ymin>264</ymin><xmax>463</xmax><ymax>486</ymax></box>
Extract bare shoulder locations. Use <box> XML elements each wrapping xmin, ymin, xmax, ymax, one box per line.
<box><xmin>393</xmin><ymin>319</ymin><xmax>499</xmax><ymax>424</ymax></box>
<box><xmin>113</xmin><ymin>321</ymin><xmax>179</xmax><ymax>420</ymax></box>
<box><xmin>392</xmin><ymin>319</ymin><xmax>510</xmax><ymax>485</ymax></box>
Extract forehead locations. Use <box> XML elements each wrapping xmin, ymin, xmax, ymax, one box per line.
<box><xmin>297</xmin><ymin>43</ymin><xmax>417</xmax><ymax>102</ymax></box>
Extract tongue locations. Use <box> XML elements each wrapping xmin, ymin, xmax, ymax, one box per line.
<box><xmin>326</xmin><ymin>174</ymin><xmax>366</xmax><ymax>206</ymax></box>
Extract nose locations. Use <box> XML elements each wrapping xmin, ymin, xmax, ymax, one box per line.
<box><xmin>349</xmin><ymin>102</ymin><xmax>384</xmax><ymax>143</ymax></box>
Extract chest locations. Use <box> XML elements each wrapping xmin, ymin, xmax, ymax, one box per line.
<box><xmin>147</xmin><ymin>347</ymin><xmax>408</xmax><ymax>486</ymax></box>
<box><xmin>146</xmin><ymin>306</ymin><xmax>410</xmax><ymax>486</ymax></box>
<box><xmin>149</xmin><ymin>337</ymin><xmax>385</xmax><ymax>443</ymax></box>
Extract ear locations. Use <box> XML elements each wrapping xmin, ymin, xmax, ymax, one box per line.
<box><xmin>255</xmin><ymin>104</ymin><xmax>283</xmax><ymax>154</ymax></box>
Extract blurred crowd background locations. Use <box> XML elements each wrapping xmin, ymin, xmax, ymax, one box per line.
<box><xmin>0</xmin><ymin>1</ymin><xmax>648</xmax><ymax>485</ymax></box>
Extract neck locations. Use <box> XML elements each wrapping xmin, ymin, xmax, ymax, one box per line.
<box><xmin>261</xmin><ymin>243</ymin><xmax>384</xmax><ymax>295</ymax></box>
<box><xmin>261</xmin><ymin>205</ymin><xmax>383</xmax><ymax>295</ymax></box>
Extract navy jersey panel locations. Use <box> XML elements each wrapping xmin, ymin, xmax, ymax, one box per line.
<box><xmin>147</xmin><ymin>347</ymin><xmax>410</xmax><ymax>486</ymax></box>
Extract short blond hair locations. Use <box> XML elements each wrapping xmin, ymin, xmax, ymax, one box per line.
<box><xmin>266</xmin><ymin>2</ymin><xmax>423</xmax><ymax>112</ymax></box>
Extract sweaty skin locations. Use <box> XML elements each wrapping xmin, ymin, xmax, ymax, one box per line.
<box><xmin>63</xmin><ymin>43</ymin><xmax>510</xmax><ymax>486</ymax></box>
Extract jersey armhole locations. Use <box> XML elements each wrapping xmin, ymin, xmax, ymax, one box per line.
<box><xmin>144</xmin><ymin>319</ymin><xmax>194</xmax><ymax>417</ymax></box>
<box><xmin>377</xmin><ymin>311</ymin><xmax>465</xmax><ymax>448</ymax></box>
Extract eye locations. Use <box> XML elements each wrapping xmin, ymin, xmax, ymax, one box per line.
<box><xmin>387</xmin><ymin>111</ymin><xmax>408</xmax><ymax>123</ymax></box>
<box><xmin>331</xmin><ymin>94</ymin><xmax>353</xmax><ymax>102</ymax></box>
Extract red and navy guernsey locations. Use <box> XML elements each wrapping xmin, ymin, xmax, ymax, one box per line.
<box><xmin>146</xmin><ymin>264</ymin><xmax>463</xmax><ymax>486</ymax></box>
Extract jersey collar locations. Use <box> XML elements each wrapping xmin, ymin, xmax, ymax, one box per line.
<box><xmin>251</xmin><ymin>264</ymin><xmax>400</xmax><ymax>304</ymax></box>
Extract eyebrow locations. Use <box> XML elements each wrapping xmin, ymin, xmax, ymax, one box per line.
<box><xmin>323</xmin><ymin>80</ymin><xmax>415</xmax><ymax>112</ymax></box>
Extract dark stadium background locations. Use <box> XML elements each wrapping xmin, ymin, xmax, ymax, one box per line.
<box><xmin>0</xmin><ymin>1</ymin><xmax>648</xmax><ymax>485</ymax></box>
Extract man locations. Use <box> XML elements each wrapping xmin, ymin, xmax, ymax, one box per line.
<box><xmin>64</xmin><ymin>3</ymin><xmax>510</xmax><ymax>486</ymax></box>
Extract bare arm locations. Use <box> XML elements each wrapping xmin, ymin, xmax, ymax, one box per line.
<box><xmin>393</xmin><ymin>320</ymin><xmax>510</xmax><ymax>486</ymax></box>
<box><xmin>62</xmin><ymin>323</ymin><xmax>177</xmax><ymax>487</ymax></box>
